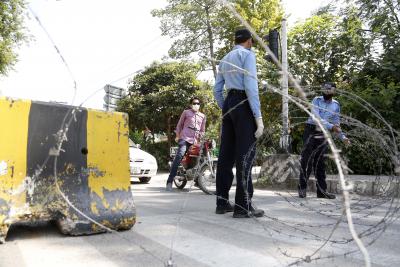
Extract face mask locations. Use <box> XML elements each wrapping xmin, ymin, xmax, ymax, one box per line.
<box><xmin>247</xmin><ymin>41</ymin><xmax>252</xmax><ymax>50</ymax></box>
<box><xmin>323</xmin><ymin>94</ymin><xmax>333</xmax><ymax>101</ymax></box>
<box><xmin>245</xmin><ymin>39</ymin><xmax>253</xmax><ymax>50</ymax></box>
<box><xmin>192</xmin><ymin>105</ymin><xmax>200</xmax><ymax>112</ymax></box>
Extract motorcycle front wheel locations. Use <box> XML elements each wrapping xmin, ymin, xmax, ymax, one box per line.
<box><xmin>173</xmin><ymin>176</ymin><xmax>187</xmax><ymax>189</ymax></box>
<box><xmin>197</xmin><ymin>163</ymin><xmax>217</xmax><ymax>195</ymax></box>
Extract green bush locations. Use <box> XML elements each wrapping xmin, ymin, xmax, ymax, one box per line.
<box><xmin>341</xmin><ymin>140</ymin><xmax>394</xmax><ymax>175</ymax></box>
<box><xmin>142</xmin><ymin>141</ymin><xmax>170</xmax><ymax>171</ymax></box>
<box><xmin>129</xmin><ymin>130</ymin><xmax>144</xmax><ymax>145</ymax></box>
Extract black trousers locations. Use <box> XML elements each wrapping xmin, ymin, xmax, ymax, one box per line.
<box><xmin>216</xmin><ymin>91</ymin><xmax>256</xmax><ymax>210</ymax></box>
<box><xmin>299</xmin><ymin>124</ymin><xmax>328</xmax><ymax>193</ymax></box>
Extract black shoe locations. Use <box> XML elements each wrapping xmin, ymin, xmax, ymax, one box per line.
<box><xmin>317</xmin><ymin>191</ymin><xmax>336</xmax><ymax>199</ymax></box>
<box><xmin>233</xmin><ymin>206</ymin><xmax>264</xmax><ymax>218</ymax></box>
<box><xmin>298</xmin><ymin>188</ymin><xmax>307</xmax><ymax>198</ymax></box>
<box><xmin>250</xmin><ymin>206</ymin><xmax>265</xmax><ymax>217</ymax></box>
<box><xmin>215</xmin><ymin>203</ymin><xmax>234</xmax><ymax>214</ymax></box>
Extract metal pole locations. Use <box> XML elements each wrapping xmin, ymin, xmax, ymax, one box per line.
<box><xmin>281</xmin><ymin>18</ymin><xmax>289</xmax><ymax>152</ymax></box>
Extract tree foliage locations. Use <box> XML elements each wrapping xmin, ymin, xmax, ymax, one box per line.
<box><xmin>125</xmin><ymin>0</ymin><xmax>399</xmax><ymax>175</ymax></box>
<box><xmin>347</xmin><ymin>0</ymin><xmax>400</xmax><ymax>130</ymax></box>
<box><xmin>118</xmin><ymin>61</ymin><xmax>219</xmax><ymax>151</ymax></box>
<box><xmin>284</xmin><ymin>0</ymin><xmax>400</xmax><ymax>174</ymax></box>
<box><xmin>152</xmin><ymin>0</ymin><xmax>283</xmax><ymax>77</ymax></box>
<box><xmin>0</xmin><ymin>0</ymin><xmax>27</xmax><ymax>76</ymax></box>
<box><xmin>287</xmin><ymin>9</ymin><xmax>369</xmax><ymax>85</ymax></box>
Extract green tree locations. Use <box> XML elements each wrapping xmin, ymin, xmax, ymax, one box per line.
<box><xmin>287</xmin><ymin>1</ymin><xmax>399</xmax><ymax>124</ymax></box>
<box><xmin>0</xmin><ymin>0</ymin><xmax>27</xmax><ymax>76</ymax></box>
<box><xmin>284</xmin><ymin>1</ymin><xmax>400</xmax><ymax>174</ymax></box>
<box><xmin>118</xmin><ymin>61</ymin><xmax>219</xmax><ymax>151</ymax></box>
<box><xmin>152</xmin><ymin>0</ymin><xmax>283</xmax><ymax>78</ymax></box>
<box><xmin>347</xmin><ymin>0</ymin><xmax>400</xmax><ymax>129</ymax></box>
<box><xmin>287</xmin><ymin>9</ymin><xmax>369</xmax><ymax>86</ymax></box>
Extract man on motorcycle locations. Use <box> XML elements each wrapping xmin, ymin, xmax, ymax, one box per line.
<box><xmin>166</xmin><ymin>97</ymin><xmax>206</xmax><ymax>191</ymax></box>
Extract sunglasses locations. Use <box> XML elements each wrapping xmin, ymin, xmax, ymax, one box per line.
<box><xmin>192</xmin><ymin>102</ymin><xmax>200</xmax><ymax>105</ymax></box>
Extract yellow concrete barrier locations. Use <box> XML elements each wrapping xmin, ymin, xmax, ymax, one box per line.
<box><xmin>0</xmin><ymin>97</ymin><xmax>135</xmax><ymax>243</ymax></box>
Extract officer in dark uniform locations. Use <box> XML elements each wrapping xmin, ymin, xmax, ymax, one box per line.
<box><xmin>298</xmin><ymin>82</ymin><xmax>350</xmax><ymax>199</ymax></box>
<box><xmin>213</xmin><ymin>29</ymin><xmax>264</xmax><ymax>218</ymax></box>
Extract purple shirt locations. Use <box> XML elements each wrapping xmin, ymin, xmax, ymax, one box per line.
<box><xmin>175</xmin><ymin>109</ymin><xmax>206</xmax><ymax>144</ymax></box>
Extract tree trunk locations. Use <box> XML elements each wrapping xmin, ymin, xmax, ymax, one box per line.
<box><xmin>205</xmin><ymin>6</ymin><xmax>217</xmax><ymax>79</ymax></box>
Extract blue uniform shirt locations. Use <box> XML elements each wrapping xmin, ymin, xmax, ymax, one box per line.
<box><xmin>213</xmin><ymin>45</ymin><xmax>261</xmax><ymax>118</ymax></box>
<box><xmin>306</xmin><ymin>96</ymin><xmax>346</xmax><ymax>140</ymax></box>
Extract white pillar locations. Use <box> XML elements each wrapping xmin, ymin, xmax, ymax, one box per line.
<box><xmin>280</xmin><ymin>18</ymin><xmax>290</xmax><ymax>152</ymax></box>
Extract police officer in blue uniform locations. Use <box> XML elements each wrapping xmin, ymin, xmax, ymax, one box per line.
<box><xmin>298</xmin><ymin>82</ymin><xmax>350</xmax><ymax>199</ymax></box>
<box><xmin>213</xmin><ymin>29</ymin><xmax>265</xmax><ymax>218</ymax></box>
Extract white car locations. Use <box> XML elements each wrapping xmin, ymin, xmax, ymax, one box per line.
<box><xmin>129</xmin><ymin>142</ymin><xmax>158</xmax><ymax>183</ymax></box>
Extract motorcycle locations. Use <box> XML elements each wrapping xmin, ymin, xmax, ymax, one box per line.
<box><xmin>168</xmin><ymin>139</ymin><xmax>217</xmax><ymax>195</ymax></box>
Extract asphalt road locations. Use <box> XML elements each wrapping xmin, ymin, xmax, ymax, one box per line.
<box><xmin>0</xmin><ymin>172</ymin><xmax>399</xmax><ymax>267</ymax></box>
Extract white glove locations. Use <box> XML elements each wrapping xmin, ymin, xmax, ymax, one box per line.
<box><xmin>254</xmin><ymin>117</ymin><xmax>264</xmax><ymax>139</ymax></box>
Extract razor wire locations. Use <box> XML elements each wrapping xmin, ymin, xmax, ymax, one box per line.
<box><xmin>17</xmin><ymin>1</ymin><xmax>400</xmax><ymax>267</ymax></box>
<box><xmin>165</xmin><ymin>62</ymin><xmax>400</xmax><ymax>262</ymax></box>
<box><xmin>215</xmin><ymin>1</ymin><xmax>398</xmax><ymax>265</ymax></box>
<box><xmin>24</xmin><ymin>4</ymin><xmax>169</xmax><ymax>264</ymax></box>
<box><xmin>28</xmin><ymin>5</ymin><xmax>78</xmax><ymax>106</ymax></box>
<box><xmin>173</xmin><ymin>56</ymin><xmax>398</xmax><ymax>266</ymax></box>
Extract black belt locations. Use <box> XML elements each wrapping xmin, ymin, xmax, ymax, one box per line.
<box><xmin>306</xmin><ymin>123</ymin><xmax>323</xmax><ymax>133</ymax></box>
<box><xmin>228</xmin><ymin>89</ymin><xmax>246</xmax><ymax>96</ymax></box>
<box><xmin>305</xmin><ymin>124</ymin><xmax>316</xmax><ymax>130</ymax></box>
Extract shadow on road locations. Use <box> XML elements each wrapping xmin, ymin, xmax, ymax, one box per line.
<box><xmin>6</xmin><ymin>221</ymin><xmax>62</xmax><ymax>242</ymax></box>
